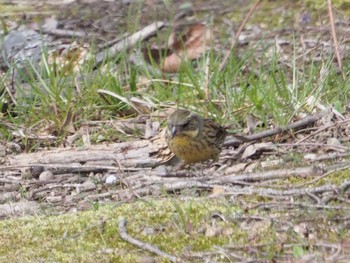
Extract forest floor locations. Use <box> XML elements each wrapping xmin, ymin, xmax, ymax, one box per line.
<box><xmin>1</xmin><ymin>0</ymin><xmax>350</xmax><ymax>262</ymax></box>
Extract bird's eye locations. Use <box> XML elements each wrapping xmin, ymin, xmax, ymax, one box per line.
<box><xmin>181</xmin><ymin>121</ymin><xmax>190</xmax><ymax>129</ymax></box>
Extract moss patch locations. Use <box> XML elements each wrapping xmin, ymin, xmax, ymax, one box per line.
<box><xmin>0</xmin><ymin>196</ymin><xmax>348</xmax><ymax>261</ymax></box>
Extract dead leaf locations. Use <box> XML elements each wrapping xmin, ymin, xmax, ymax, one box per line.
<box><xmin>162</xmin><ymin>24</ymin><xmax>214</xmax><ymax>72</ymax></box>
<box><xmin>208</xmin><ymin>185</ymin><xmax>226</xmax><ymax>198</ymax></box>
<box><xmin>150</xmin><ymin>127</ymin><xmax>174</xmax><ymax>164</ymax></box>
<box><xmin>241</xmin><ymin>143</ymin><xmax>275</xmax><ymax>159</ymax></box>
<box><xmin>243</xmin><ymin>161</ymin><xmax>259</xmax><ymax>173</ymax></box>
<box><xmin>130</xmin><ymin>97</ymin><xmax>156</xmax><ymax>114</ymax></box>
<box><xmin>224</xmin><ymin>162</ymin><xmax>249</xmax><ymax>174</ymax></box>
<box><xmin>246</xmin><ymin>114</ymin><xmax>262</xmax><ymax>133</ymax></box>
<box><xmin>144</xmin><ymin>119</ymin><xmax>160</xmax><ymax>139</ymax></box>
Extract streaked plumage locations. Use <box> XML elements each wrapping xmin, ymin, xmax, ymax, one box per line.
<box><xmin>166</xmin><ymin>109</ymin><xmax>227</xmax><ymax>164</ymax></box>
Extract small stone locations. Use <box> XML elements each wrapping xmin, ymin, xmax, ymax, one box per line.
<box><xmin>304</xmin><ymin>153</ymin><xmax>317</xmax><ymax>160</ymax></box>
<box><xmin>39</xmin><ymin>171</ymin><xmax>54</xmax><ymax>181</ymax></box>
<box><xmin>105</xmin><ymin>175</ymin><xmax>118</xmax><ymax>184</ymax></box>
<box><xmin>154</xmin><ymin>165</ymin><xmax>169</xmax><ymax>176</ymax></box>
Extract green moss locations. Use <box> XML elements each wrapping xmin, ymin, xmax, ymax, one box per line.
<box><xmin>0</xmin><ymin>191</ymin><xmax>349</xmax><ymax>261</ymax></box>
<box><xmin>0</xmin><ymin>198</ymin><xmax>241</xmax><ymax>261</ymax></box>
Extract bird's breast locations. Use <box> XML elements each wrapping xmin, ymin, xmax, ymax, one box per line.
<box><xmin>168</xmin><ymin>135</ymin><xmax>219</xmax><ymax>164</ymax></box>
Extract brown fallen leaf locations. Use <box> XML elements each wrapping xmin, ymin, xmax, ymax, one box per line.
<box><xmin>241</xmin><ymin>142</ymin><xmax>275</xmax><ymax>159</ymax></box>
<box><xmin>208</xmin><ymin>185</ymin><xmax>226</xmax><ymax>198</ymax></box>
<box><xmin>163</xmin><ymin>23</ymin><xmax>214</xmax><ymax>72</ymax></box>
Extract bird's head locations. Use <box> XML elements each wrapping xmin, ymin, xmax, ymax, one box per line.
<box><xmin>167</xmin><ymin>109</ymin><xmax>203</xmax><ymax>139</ymax></box>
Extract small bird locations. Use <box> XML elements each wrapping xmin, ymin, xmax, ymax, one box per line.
<box><xmin>166</xmin><ymin>109</ymin><xmax>234</xmax><ymax>164</ymax></box>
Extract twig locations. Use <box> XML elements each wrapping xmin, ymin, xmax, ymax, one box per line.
<box><xmin>40</xmin><ymin>29</ymin><xmax>91</xmax><ymax>38</ymax></box>
<box><xmin>4</xmin><ymin>69</ymin><xmax>17</xmax><ymax>106</ymax></box>
<box><xmin>29</xmin><ymin>183</ymin><xmax>82</xmax><ymax>197</ymax></box>
<box><xmin>225</xmin><ymin>184</ymin><xmax>337</xmax><ymax>197</ymax></box>
<box><xmin>224</xmin><ymin>109</ymin><xmax>328</xmax><ymax>146</ymax></box>
<box><xmin>0</xmin><ymin>163</ymin><xmax>148</xmax><ymax>173</ymax></box>
<box><xmin>296</xmin><ymin>122</ymin><xmax>338</xmax><ymax>144</ymax></box>
<box><xmin>95</xmin><ymin>21</ymin><xmax>165</xmax><ymax>66</ymax></box>
<box><xmin>327</xmin><ymin>0</ymin><xmax>343</xmax><ymax>71</ymax></box>
<box><xmin>98</xmin><ymin>33</ymin><xmax>129</xmax><ymax>50</ymax></box>
<box><xmin>249</xmin><ymin>201</ymin><xmax>350</xmax><ymax>210</ymax></box>
<box><xmin>296</xmin><ymin>119</ymin><xmax>350</xmax><ymax>144</ymax></box>
<box><xmin>215</xmin><ymin>166</ymin><xmax>322</xmax><ymax>182</ymax></box>
<box><xmin>296</xmin><ymin>162</ymin><xmax>350</xmax><ymax>188</ymax></box>
<box><xmin>339</xmin><ymin>180</ymin><xmax>350</xmax><ymax>193</ymax></box>
<box><xmin>118</xmin><ymin>217</ymin><xmax>179</xmax><ymax>263</ymax></box>
<box><xmin>275</xmin><ymin>142</ymin><xmax>348</xmax><ymax>151</ymax></box>
<box><xmin>219</xmin><ymin>0</ymin><xmax>261</xmax><ymax>71</ymax></box>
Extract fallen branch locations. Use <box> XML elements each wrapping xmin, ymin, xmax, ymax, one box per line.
<box><xmin>214</xmin><ymin>166</ymin><xmax>323</xmax><ymax>182</ymax></box>
<box><xmin>226</xmin><ymin>183</ymin><xmax>344</xmax><ymax>197</ymax></box>
<box><xmin>40</xmin><ymin>29</ymin><xmax>91</xmax><ymax>38</ymax></box>
<box><xmin>249</xmin><ymin>201</ymin><xmax>350</xmax><ymax>211</ymax></box>
<box><xmin>224</xmin><ymin>109</ymin><xmax>328</xmax><ymax>146</ymax></box>
<box><xmin>95</xmin><ymin>21</ymin><xmax>165</xmax><ymax>66</ymax></box>
<box><xmin>118</xmin><ymin>217</ymin><xmax>179</xmax><ymax>263</ymax></box>
<box><xmin>296</xmin><ymin>162</ymin><xmax>350</xmax><ymax>187</ymax></box>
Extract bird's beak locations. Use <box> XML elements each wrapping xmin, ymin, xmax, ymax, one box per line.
<box><xmin>170</xmin><ymin>126</ymin><xmax>177</xmax><ymax>138</ymax></box>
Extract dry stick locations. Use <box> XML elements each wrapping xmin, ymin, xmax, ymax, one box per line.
<box><xmin>327</xmin><ymin>0</ymin><xmax>343</xmax><ymax>71</ymax></box>
<box><xmin>219</xmin><ymin>0</ymin><xmax>262</xmax><ymax>71</ymax></box>
<box><xmin>94</xmin><ymin>21</ymin><xmax>165</xmax><ymax>66</ymax></box>
<box><xmin>296</xmin><ymin>162</ymin><xmax>350</xmax><ymax>188</ymax></box>
<box><xmin>224</xmin><ymin>109</ymin><xmax>327</xmax><ymax>146</ymax></box>
<box><xmin>0</xmin><ymin>164</ymin><xmax>146</xmax><ymax>174</ymax></box>
<box><xmin>215</xmin><ymin>166</ymin><xmax>322</xmax><ymax>183</ymax></box>
<box><xmin>4</xmin><ymin>69</ymin><xmax>17</xmax><ymax>106</ymax></box>
<box><xmin>40</xmin><ymin>29</ymin><xmax>90</xmax><ymax>38</ymax></box>
<box><xmin>276</xmin><ymin>142</ymin><xmax>348</xmax><ymax>151</ymax></box>
<box><xmin>225</xmin><ymin>183</ymin><xmax>347</xmax><ymax>197</ymax></box>
<box><xmin>313</xmin><ymin>152</ymin><xmax>350</xmax><ymax>161</ymax></box>
<box><xmin>118</xmin><ymin>217</ymin><xmax>179</xmax><ymax>263</ymax></box>
<box><xmin>296</xmin><ymin>123</ymin><xmax>334</xmax><ymax>144</ymax></box>
<box><xmin>98</xmin><ymin>33</ymin><xmax>129</xmax><ymax>50</ymax></box>
<box><xmin>296</xmin><ymin>118</ymin><xmax>350</xmax><ymax>144</ymax></box>
<box><xmin>250</xmin><ymin>201</ymin><xmax>350</xmax><ymax>211</ymax></box>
